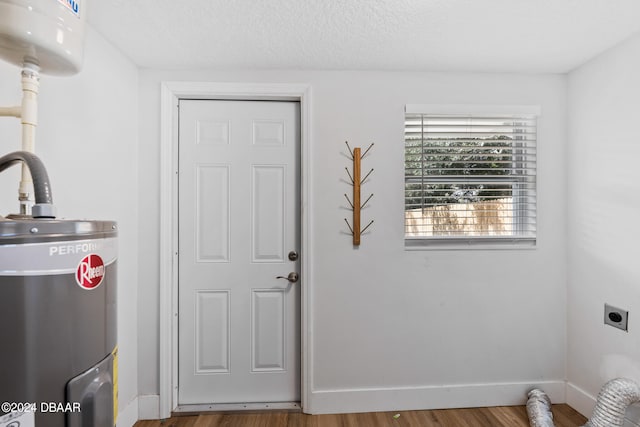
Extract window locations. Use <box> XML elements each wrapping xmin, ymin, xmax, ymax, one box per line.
<box><xmin>404</xmin><ymin>105</ymin><xmax>538</xmax><ymax>247</ymax></box>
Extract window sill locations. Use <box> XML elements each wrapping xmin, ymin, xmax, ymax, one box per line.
<box><xmin>405</xmin><ymin>237</ymin><xmax>536</xmax><ymax>251</ymax></box>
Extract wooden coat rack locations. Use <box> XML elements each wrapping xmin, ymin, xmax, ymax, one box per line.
<box><xmin>344</xmin><ymin>141</ymin><xmax>374</xmax><ymax>245</ymax></box>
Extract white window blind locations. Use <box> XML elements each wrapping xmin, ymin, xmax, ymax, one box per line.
<box><xmin>404</xmin><ymin>111</ymin><xmax>537</xmax><ymax>245</ymax></box>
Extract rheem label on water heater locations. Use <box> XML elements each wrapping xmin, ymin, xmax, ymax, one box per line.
<box><xmin>58</xmin><ymin>0</ymin><xmax>81</xmax><ymax>18</ymax></box>
<box><xmin>0</xmin><ymin>237</ymin><xmax>116</xmax><ymax>276</ymax></box>
<box><xmin>76</xmin><ymin>254</ymin><xmax>105</xmax><ymax>290</ymax></box>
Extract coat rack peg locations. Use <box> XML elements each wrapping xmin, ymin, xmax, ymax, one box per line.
<box><xmin>361</xmin><ymin>220</ymin><xmax>374</xmax><ymax>234</ymax></box>
<box><xmin>345</xmin><ymin>141</ymin><xmax>354</xmax><ymax>159</ymax></box>
<box><xmin>344</xmin><ymin>218</ymin><xmax>354</xmax><ymax>234</ymax></box>
<box><xmin>345</xmin><ymin>167</ymin><xmax>354</xmax><ymax>184</ymax></box>
<box><xmin>344</xmin><ymin>193</ymin><xmax>354</xmax><ymax>209</ymax></box>
<box><xmin>361</xmin><ymin>143</ymin><xmax>375</xmax><ymax>159</ymax></box>
<box><xmin>342</xmin><ymin>142</ymin><xmax>374</xmax><ymax>245</ymax></box>
<box><xmin>361</xmin><ymin>168</ymin><xmax>374</xmax><ymax>184</ymax></box>
<box><xmin>361</xmin><ymin>193</ymin><xmax>374</xmax><ymax>209</ymax></box>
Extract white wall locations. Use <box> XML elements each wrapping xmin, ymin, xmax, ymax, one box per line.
<box><xmin>138</xmin><ymin>69</ymin><xmax>567</xmax><ymax>413</ymax></box>
<box><xmin>567</xmin><ymin>33</ymin><xmax>640</xmax><ymax>425</ymax></box>
<box><xmin>0</xmin><ymin>28</ymin><xmax>139</xmax><ymax>425</ymax></box>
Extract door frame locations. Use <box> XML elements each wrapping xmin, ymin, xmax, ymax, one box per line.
<box><xmin>159</xmin><ymin>82</ymin><xmax>312</xmax><ymax>417</ymax></box>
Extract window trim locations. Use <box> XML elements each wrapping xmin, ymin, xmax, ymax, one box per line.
<box><xmin>404</xmin><ymin>104</ymin><xmax>540</xmax><ymax>250</ymax></box>
<box><xmin>405</xmin><ymin>104</ymin><xmax>541</xmax><ymax>117</ymax></box>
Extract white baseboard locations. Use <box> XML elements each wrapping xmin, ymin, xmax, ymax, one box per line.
<box><xmin>566</xmin><ymin>381</ymin><xmax>640</xmax><ymax>427</ymax></box>
<box><xmin>566</xmin><ymin>382</ymin><xmax>595</xmax><ymax>419</ymax></box>
<box><xmin>139</xmin><ymin>381</ymin><xmax>640</xmax><ymax>424</ymax></box>
<box><xmin>138</xmin><ymin>394</ymin><xmax>161</xmax><ymax>420</ymax></box>
<box><xmin>305</xmin><ymin>381</ymin><xmax>566</xmax><ymax>415</ymax></box>
<box><xmin>116</xmin><ymin>397</ymin><xmax>139</xmax><ymax>427</ymax></box>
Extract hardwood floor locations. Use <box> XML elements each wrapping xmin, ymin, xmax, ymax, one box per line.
<box><xmin>134</xmin><ymin>404</ymin><xmax>587</xmax><ymax>427</ymax></box>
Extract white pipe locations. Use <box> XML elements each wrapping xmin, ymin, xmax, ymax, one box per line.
<box><xmin>0</xmin><ymin>60</ymin><xmax>40</xmax><ymax>215</ymax></box>
<box><xmin>18</xmin><ymin>61</ymin><xmax>40</xmax><ymax>215</ymax></box>
<box><xmin>0</xmin><ymin>106</ymin><xmax>21</xmax><ymax>117</ymax></box>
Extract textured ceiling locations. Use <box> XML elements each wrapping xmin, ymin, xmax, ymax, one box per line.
<box><xmin>87</xmin><ymin>0</ymin><xmax>640</xmax><ymax>73</ymax></box>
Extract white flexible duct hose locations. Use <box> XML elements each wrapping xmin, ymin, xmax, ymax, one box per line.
<box><xmin>584</xmin><ymin>378</ymin><xmax>640</xmax><ymax>427</ymax></box>
<box><xmin>527</xmin><ymin>389</ymin><xmax>555</xmax><ymax>427</ymax></box>
<box><xmin>527</xmin><ymin>378</ymin><xmax>640</xmax><ymax>427</ymax></box>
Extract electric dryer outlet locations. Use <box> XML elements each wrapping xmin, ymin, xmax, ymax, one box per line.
<box><xmin>604</xmin><ymin>303</ymin><xmax>628</xmax><ymax>332</ymax></box>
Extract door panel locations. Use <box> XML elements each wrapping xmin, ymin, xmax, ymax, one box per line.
<box><xmin>196</xmin><ymin>165</ymin><xmax>230</xmax><ymax>262</ymax></box>
<box><xmin>194</xmin><ymin>290</ymin><xmax>230</xmax><ymax>373</ymax></box>
<box><xmin>251</xmin><ymin>289</ymin><xmax>286</xmax><ymax>372</ymax></box>
<box><xmin>178</xmin><ymin>100</ymin><xmax>300</xmax><ymax>404</ymax></box>
<box><xmin>251</xmin><ymin>165</ymin><xmax>286</xmax><ymax>262</ymax></box>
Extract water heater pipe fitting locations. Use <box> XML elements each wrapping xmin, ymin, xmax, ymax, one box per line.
<box><xmin>0</xmin><ymin>151</ymin><xmax>55</xmax><ymax>218</ymax></box>
<box><xmin>18</xmin><ymin>61</ymin><xmax>40</xmax><ymax>213</ymax></box>
<box><xmin>0</xmin><ymin>106</ymin><xmax>21</xmax><ymax>117</ymax></box>
<box><xmin>20</xmin><ymin>61</ymin><xmax>39</xmax><ymax>148</ymax></box>
<box><xmin>0</xmin><ymin>62</ymin><xmax>41</xmax><ymax>214</ymax></box>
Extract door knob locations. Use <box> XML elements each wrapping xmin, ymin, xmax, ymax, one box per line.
<box><xmin>276</xmin><ymin>272</ymin><xmax>299</xmax><ymax>283</ymax></box>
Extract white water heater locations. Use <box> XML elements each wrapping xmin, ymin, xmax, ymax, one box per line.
<box><xmin>0</xmin><ymin>0</ymin><xmax>86</xmax><ymax>75</ymax></box>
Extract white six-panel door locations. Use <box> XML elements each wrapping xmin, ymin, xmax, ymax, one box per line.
<box><xmin>178</xmin><ymin>100</ymin><xmax>301</xmax><ymax>404</ymax></box>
